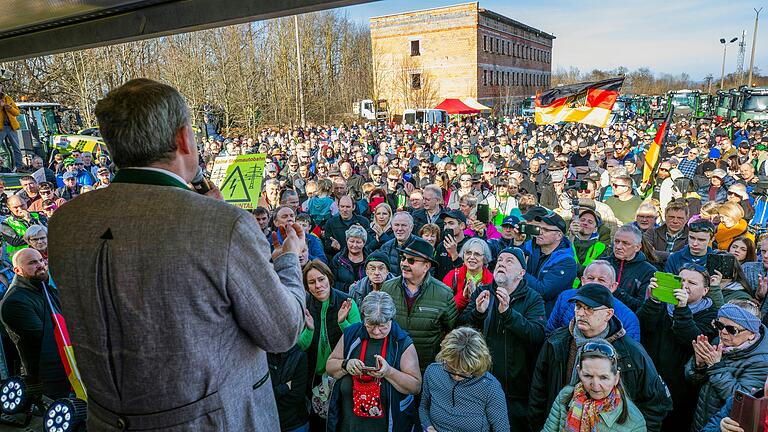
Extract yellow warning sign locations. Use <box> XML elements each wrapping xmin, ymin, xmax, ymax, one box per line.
<box><xmin>212</xmin><ymin>154</ymin><xmax>266</xmax><ymax>210</ymax></box>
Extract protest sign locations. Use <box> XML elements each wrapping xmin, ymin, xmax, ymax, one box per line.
<box><xmin>211</xmin><ymin>154</ymin><xmax>266</xmax><ymax>210</ymax></box>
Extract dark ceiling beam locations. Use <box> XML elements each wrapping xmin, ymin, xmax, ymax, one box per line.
<box><xmin>0</xmin><ymin>0</ymin><xmax>375</xmax><ymax>62</ymax></box>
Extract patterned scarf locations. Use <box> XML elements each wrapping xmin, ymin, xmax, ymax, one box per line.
<box><xmin>565</xmin><ymin>383</ymin><xmax>621</xmax><ymax>432</ymax></box>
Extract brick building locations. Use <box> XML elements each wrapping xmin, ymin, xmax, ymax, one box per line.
<box><xmin>370</xmin><ymin>2</ymin><xmax>554</xmax><ymax>116</ymax></box>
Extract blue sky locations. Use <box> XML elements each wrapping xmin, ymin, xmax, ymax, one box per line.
<box><xmin>340</xmin><ymin>0</ymin><xmax>766</xmax><ymax>80</ymax></box>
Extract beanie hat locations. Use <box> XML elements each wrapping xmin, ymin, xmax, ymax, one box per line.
<box><xmin>498</xmin><ymin>247</ymin><xmax>527</xmax><ymax>268</ymax></box>
<box><xmin>365</xmin><ymin>251</ymin><xmax>390</xmax><ymax>270</ymax></box>
<box><xmin>718</xmin><ymin>303</ymin><xmax>761</xmax><ymax>334</ymax></box>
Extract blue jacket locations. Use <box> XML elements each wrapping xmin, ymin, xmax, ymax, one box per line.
<box><xmin>306</xmin><ymin>233</ymin><xmax>327</xmax><ymax>264</ymax></box>
<box><xmin>545</xmin><ymin>288</ymin><xmax>641</xmax><ymax>342</ymax></box>
<box><xmin>523</xmin><ymin>238</ymin><xmax>578</xmax><ymax>317</ymax></box>
<box><xmin>664</xmin><ymin>245</ymin><xmax>712</xmax><ymax>275</ymax></box>
<box><xmin>326</xmin><ymin>321</ymin><xmax>418</xmax><ymax>432</ymax></box>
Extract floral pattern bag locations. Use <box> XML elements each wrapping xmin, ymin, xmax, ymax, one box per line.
<box><xmin>351</xmin><ymin>337</ymin><xmax>388</xmax><ymax>418</ymax></box>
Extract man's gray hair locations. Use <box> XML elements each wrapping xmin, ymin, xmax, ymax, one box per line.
<box><xmin>460</xmin><ymin>237</ymin><xmax>492</xmax><ymax>265</ymax></box>
<box><xmin>95</xmin><ymin>78</ymin><xmax>189</xmax><ymax>168</ymax></box>
<box><xmin>345</xmin><ymin>224</ymin><xmax>368</xmax><ymax>243</ymax></box>
<box><xmin>361</xmin><ymin>291</ymin><xmax>396</xmax><ymax>325</ymax></box>
<box><xmin>424</xmin><ymin>184</ymin><xmax>443</xmax><ymax>201</ymax></box>
<box><xmin>24</xmin><ymin>225</ymin><xmax>47</xmax><ymax>242</ymax></box>
<box><xmin>585</xmin><ymin>259</ymin><xmax>617</xmax><ymax>283</ymax></box>
<box><xmin>392</xmin><ymin>211</ymin><xmax>414</xmax><ymax>226</ymax></box>
<box><xmin>616</xmin><ymin>224</ymin><xmax>643</xmax><ymax>245</ymax></box>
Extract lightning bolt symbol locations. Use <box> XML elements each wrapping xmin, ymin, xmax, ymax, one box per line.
<box><xmin>229</xmin><ymin>177</ymin><xmax>238</xmax><ymax>194</ymax></box>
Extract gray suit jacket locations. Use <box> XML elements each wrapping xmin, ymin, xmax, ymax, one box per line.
<box><xmin>48</xmin><ymin>182</ymin><xmax>305</xmax><ymax>431</ymax></box>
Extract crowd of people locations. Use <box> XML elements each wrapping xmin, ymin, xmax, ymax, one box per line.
<box><xmin>2</xmin><ymin>77</ymin><xmax>768</xmax><ymax>432</ymax></box>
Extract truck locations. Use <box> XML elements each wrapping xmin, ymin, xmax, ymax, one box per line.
<box><xmin>715</xmin><ymin>90</ymin><xmax>731</xmax><ymax>118</ymax></box>
<box><xmin>520</xmin><ymin>96</ymin><xmax>535</xmax><ymax>116</ymax></box>
<box><xmin>402</xmin><ymin>109</ymin><xmax>449</xmax><ymax>127</ymax></box>
<box><xmin>352</xmin><ymin>99</ymin><xmax>388</xmax><ymax>122</ymax></box>
<box><xmin>736</xmin><ymin>87</ymin><xmax>768</xmax><ymax>123</ymax></box>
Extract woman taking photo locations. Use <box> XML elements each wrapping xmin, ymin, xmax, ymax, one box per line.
<box><xmin>419</xmin><ymin>327</ymin><xmax>509</xmax><ymax>432</ymax></box>
<box><xmin>325</xmin><ymin>291</ymin><xmax>421</xmax><ymax>432</ymax></box>
<box><xmin>710</xmin><ymin>253</ymin><xmax>756</xmax><ymax>304</ymax></box>
<box><xmin>299</xmin><ymin>260</ymin><xmax>361</xmax><ymax>430</ymax></box>
<box><xmin>686</xmin><ymin>301</ymin><xmax>768</xmax><ymax>431</ymax></box>
<box><xmin>715</xmin><ymin>202</ymin><xmax>755</xmax><ymax>250</ymax></box>
<box><xmin>542</xmin><ymin>341</ymin><xmax>646</xmax><ymax>431</ymax></box>
<box><xmin>442</xmin><ymin>238</ymin><xmax>494</xmax><ymax>312</ymax></box>
<box><xmin>330</xmin><ymin>225</ymin><xmax>369</xmax><ymax>292</ymax></box>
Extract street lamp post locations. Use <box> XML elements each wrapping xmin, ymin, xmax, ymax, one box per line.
<box><xmin>720</xmin><ymin>37</ymin><xmax>738</xmax><ymax>90</ymax></box>
<box><xmin>747</xmin><ymin>8</ymin><xmax>762</xmax><ymax>87</ymax></box>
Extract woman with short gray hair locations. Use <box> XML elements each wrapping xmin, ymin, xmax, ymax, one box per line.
<box><xmin>443</xmin><ymin>238</ymin><xmax>494</xmax><ymax>312</ymax></box>
<box><xmin>326</xmin><ymin>291</ymin><xmax>422</xmax><ymax>430</ymax></box>
<box><xmin>329</xmin><ymin>224</ymin><xmax>368</xmax><ymax>291</ymax></box>
<box><xmin>24</xmin><ymin>224</ymin><xmax>48</xmax><ymax>259</ymax></box>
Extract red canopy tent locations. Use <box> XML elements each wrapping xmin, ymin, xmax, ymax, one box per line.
<box><xmin>434</xmin><ymin>98</ymin><xmax>480</xmax><ymax>115</ymax></box>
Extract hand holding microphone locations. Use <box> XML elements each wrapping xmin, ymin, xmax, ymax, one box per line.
<box><xmin>192</xmin><ymin>166</ymin><xmax>223</xmax><ymax>200</ymax></box>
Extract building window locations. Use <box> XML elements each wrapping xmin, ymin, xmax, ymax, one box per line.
<box><xmin>506</xmin><ymin>41</ymin><xmax>510</xmax><ymax>56</ymax></box>
<box><xmin>506</xmin><ymin>71</ymin><xmax>510</xmax><ymax>85</ymax></box>
<box><xmin>410</xmin><ymin>40</ymin><xmax>420</xmax><ymax>56</ymax></box>
<box><xmin>495</xmin><ymin>71</ymin><xmax>499</xmax><ymax>85</ymax></box>
<box><xmin>483</xmin><ymin>70</ymin><xmax>487</xmax><ymax>86</ymax></box>
<box><xmin>483</xmin><ymin>35</ymin><xmax>487</xmax><ymax>52</ymax></box>
<box><xmin>411</xmin><ymin>73</ymin><xmax>421</xmax><ymax>90</ymax></box>
<box><xmin>496</xmin><ymin>38</ymin><xmax>500</xmax><ymax>54</ymax></box>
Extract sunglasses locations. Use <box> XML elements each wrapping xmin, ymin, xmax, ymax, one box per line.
<box><xmin>399</xmin><ymin>254</ymin><xmax>425</xmax><ymax>265</ymax></box>
<box><xmin>582</xmin><ymin>341</ymin><xmax>617</xmax><ymax>359</ymax></box>
<box><xmin>712</xmin><ymin>319</ymin><xmax>747</xmax><ymax>335</ymax></box>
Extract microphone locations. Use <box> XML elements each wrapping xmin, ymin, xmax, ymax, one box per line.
<box><xmin>191</xmin><ymin>167</ymin><xmax>211</xmax><ymax>194</ymax></box>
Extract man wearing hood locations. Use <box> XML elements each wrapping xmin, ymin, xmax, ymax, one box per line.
<box><xmin>458</xmin><ymin>247</ymin><xmax>546</xmax><ymax>431</ymax></box>
<box><xmin>528</xmin><ymin>283</ymin><xmax>672</xmax><ymax>432</ymax></box>
<box><xmin>607</xmin><ymin>224</ymin><xmax>657</xmax><ymax>311</ymax></box>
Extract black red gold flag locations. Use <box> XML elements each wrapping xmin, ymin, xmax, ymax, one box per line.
<box><xmin>642</xmin><ymin>106</ymin><xmax>674</xmax><ymax>186</ymax></box>
<box><xmin>535</xmin><ymin>77</ymin><xmax>624</xmax><ymax>128</ymax></box>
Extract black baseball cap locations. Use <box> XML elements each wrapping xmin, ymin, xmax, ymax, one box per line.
<box><xmin>440</xmin><ymin>209</ymin><xmax>467</xmax><ymax>225</ymax></box>
<box><xmin>522</xmin><ymin>206</ymin><xmax>549</xmax><ymax>221</ymax></box>
<box><xmin>534</xmin><ymin>211</ymin><xmax>567</xmax><ymax>234</ymax></box>
<box><xmin>569</xmin><ymin>283</ymin><xmax>614</xmax><ymax>309</ymax></box>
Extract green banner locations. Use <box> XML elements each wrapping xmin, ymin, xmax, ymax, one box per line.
<box><xmin>211</xmin><ymin>154</ymin><xmax>266</xmax><ymax>210</ymax></box>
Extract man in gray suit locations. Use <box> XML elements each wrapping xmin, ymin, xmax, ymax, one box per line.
<box><xmin>48</xmin><ymin>79</ymin><xmax>306</xmax><ymax>431</ymax></box>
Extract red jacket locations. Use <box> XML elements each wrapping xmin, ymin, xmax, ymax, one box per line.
<box><xmin>442</xmin><ymin>265</ymin><xmax>494</xmax><ymax>312</ymax></box>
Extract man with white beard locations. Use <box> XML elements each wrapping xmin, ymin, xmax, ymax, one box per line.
<box><xmin>458</xmin><ymin>247</ymin><xmax>546</xmax><ymax>430</ymax></box>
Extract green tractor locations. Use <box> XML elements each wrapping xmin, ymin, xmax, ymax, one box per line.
<box><xmin>737</xmin><ymin>87</ymin><xmax>768</xmax><ymax>123</ymax></box>
<box><xmin>715</xmin><ymin>90</ymin><xmax>731</xmax><ymax>118</ymax></box>
<box><xmin>727</xmin><ymin>88</ymin><xmax>744</xmax><ymax>120</ymax></box>
<box><xmin>631</xmin><ymin>96</ymin><xmax>652</xmax><ymax>118</ymax></box>
<box><xmin>665</xmin><ymin>90</ymin><xmax>706</xmax><ymax>119</ymax></box>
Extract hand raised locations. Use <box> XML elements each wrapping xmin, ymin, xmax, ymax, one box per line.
<box><xmin>337</xmin><ymin>298</ymin><xmax>352</xmax><ymax>323</ymax></box>
<box><xmin>476</xmin><ymin>290</ymin><xmax>491</xmax><ymax>313</ymax></box>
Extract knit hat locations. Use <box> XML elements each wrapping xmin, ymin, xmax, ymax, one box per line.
<box><xmin>497</xmin><ymin>247</ymin><xmax>527</xmax><ymax>268</ymax></box>
<box><xmin>718</xmin><ymin>303</ymin><xmax>761</xmax><ymax>334</ymax></box>
<box><xmin>365</xmin><ymin>251</ymin><xmax>390</xmax><ymax>271</ymax></box>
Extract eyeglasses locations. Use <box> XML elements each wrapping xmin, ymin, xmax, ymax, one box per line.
<box><xmin>387</xmin><ymin>177</ymin><xmax>399</xmax><ymax>181</ymax></box>
<box><xmin>582</xmin><ymin>341</ymin><xmax>617</xmax><ymax>360</ymax></box>
<box><xmin>460</xmin><ymin>177</ymin><xmax>472</xmax><ymax>181</ymax></box>
<box><xmin>611</xmin><ymin>183</ymin><xmax>628</xmax><ymax>189</ymax></box>
<box><xmin>688</xmin><ymin>221</ymin><xmax>715</xmax><ymax>234</ymax></box>
<box><xmin>442</xmin><ymin>364</ymin><xmax>473</xmax><ymax>380</ymax></box>
<box><xmin>712</xmin><ymin>319</ymin><xmax>747</xmax><ymax>335</ymax></box>
<box><xmin>574</xmin><ymin>303</ymin><xmax>609</xmax><ymax>316</ymax></box>
<box><xmin>727</xmin><ymin>191</ymin><xmax>741</xmax><ymax>197</ymax></box>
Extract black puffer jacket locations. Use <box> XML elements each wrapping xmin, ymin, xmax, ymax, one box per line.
<box><xmin>528</xmin><ymin>317</ymin><xmax>672</xmax><ymax>432</ymax></box>
<box><xmin>458</xmin><ymin>281</ymin><xmax>546</xmax><ymax>407</ymax></box>
<box><xmin>636</xmin><ymin>297</ymin><xmax>719</xmax><ymax>431</ymax></box>
<box><xmin>378</xmin><ymin>234</ymin><xmax>418</xmax><ymax>276</ymax></box>
<box><xmin>607</xmin><ymin>251</ymin><xmax>657</xmax><ymax>311</ymax></box>
<box><xmin>321</xmin><ymin>214</ymin><xmax>375</xmax><ymax>258</ymax></box>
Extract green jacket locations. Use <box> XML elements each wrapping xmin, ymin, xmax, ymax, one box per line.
<box><xmin>542</xmin><ymin>386</ymin><xmax>647</xmax><ymax>432</ymax></box>
<box><xmin>382</xmin><ymin>274</ymin><xmax>458</xmax><ymax>371</ymax></box>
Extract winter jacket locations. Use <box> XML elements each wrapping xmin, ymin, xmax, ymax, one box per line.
<box><xmin>686</xmin><ymin>326</ymin><xmax>768</xmax><ymax>431</ymax></box>
<box><xmin>571</xmin><ymin>237</ymin><xmax>610</xmax><ymax>285</ymax></box>
<box><xmin>329</xmin><ymin>250</ymin><xmax>366</xmax><ymax>292</ymax></box>
<box><xmin>644</xmin><ymin>224</ymin><xmax>688</xmax><ymax>266</ymax></box>
<box><xmin>382</xmin><ymin>275</ymin><xmax>458</xmax><ymax>371</ymax></box>
<box><xmin>541</xmin><ymin>385</ymin><xmax>647</xmax><ymax>432</ymax></box>
<box><xmin>326</xmin><ymin>321</ymin><xmax>418</xmax><ymax>432</ymax></box>
<box><xmin>442</xmin><ymin>265</ymin><xmax>494</xmax><ymax>312</ymax></box>
<box><xmin>267</xmin><ymin>346</ymin><xmax>309</xmax><ymax>431</ymax></box>
<box><xmin>378</xmin><ymin>234</ymin><xmax>418</xmax><ymax>276</ymax></box>
<box><xmin>664</xmin><ymin>245</ymin><xmax>713</xmax><ymax>275</ymax></box>
<box><xmin>523</xmin><ymin>237</ymin><xmax>578</xmax><ymax>317</ymax></box>
<box><xmin>321</xmin><ymin>213</ymin><xmax>375</xmax><ymax>258</ymax></box>
<box><xmin>457</xmin><ymin>281</ymin><xmax>546</xmax><ymax>415</ymax></box>
<box><xmin>0</xmin><ymin>95</ymin><xmax>21</xmax><ymax>131</ymax></box>
<box><xmin>700</xmin><ymin>390</ymin><xmax>764</xmax><ymax>432</ymax></box>
<box><xmin>348</xmin><ymin>274</ymin><xmax>394</xmax><ymax>307</ymax></box>
<box><xmin>698</xmin><ymin>184</ymin><xmax>728</xmax><ymax>204</ymax></box>
<box><xmin>300</xmin><ymin>289</ymin><xmax>358</xmax><ymax>377</ymax></box>
<box><xmin>636</xmin><ymin>297</ymin><xmax>719</xmax><ymax>431</ymax></box>
<box><xmin>607</xmin><ymin>252</ymin><xmax>657</xmax><ymax>311</ymax></box>
<box><xmin>715</xmin><ymin>219</ymin><xmax>754</xmax><ymax>251</ymax></box>
<box><xmin>306</xmin><ymin>232</ymin><xmax>327</xmax><ymax>264</ymax></box>
<box><xmin>419</xmin><ymin>363</ymin><xmax>510</xmax><ymax>432</ymax></box>
<box><xmin>412</xmin><ymin>207</ymin><xmax>445</xmax><ymax>234</ymax></box>
<box><xmin>487</xmin><ymin>236</ymin><xmax>516</xmax><ymax>263</ymax></box>
<box><xmin>528</xmin><ymin>317</ymin><xmax>672</xmax><ymax>432</ymax></box>
<box><xmin>545</xmin><ymin>288</ymin><xmax>641</xmax><ymax>342</ymax></box>
<box><xmin>0</xmin><ymin>276</ymin><xmax>69</xmax><ymax>398</ymax></box>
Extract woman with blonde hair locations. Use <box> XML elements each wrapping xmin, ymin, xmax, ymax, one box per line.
<box><xmin>715</xmin><ymin>201</ymin><xmax>755</xmax><ymax>250</ymax></box>
<box><xmin>419</xmin><ymin>327</ymin><xmax>509</xmax><ymax>432</ymax></box>
<box><xmin>370</xmin><ymin>202</ymin><xmax>394</xmax><ymax>246</ymax></box>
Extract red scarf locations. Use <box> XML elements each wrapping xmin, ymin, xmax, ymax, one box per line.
<box><xmin>565</xmin><ymin>383</ymin><xmax>621</xmax><ymax>432</ymax></box>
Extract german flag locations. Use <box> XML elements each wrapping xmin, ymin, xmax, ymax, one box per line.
<box><xmin>642</xmin><ymin>106</ymin><xmax>674</xmax><ymax>186</ymax></box>
<box><xmin>535</xmin><ymin>77</ymin><xmax>624</xmax><ymax>128</ymax></box>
